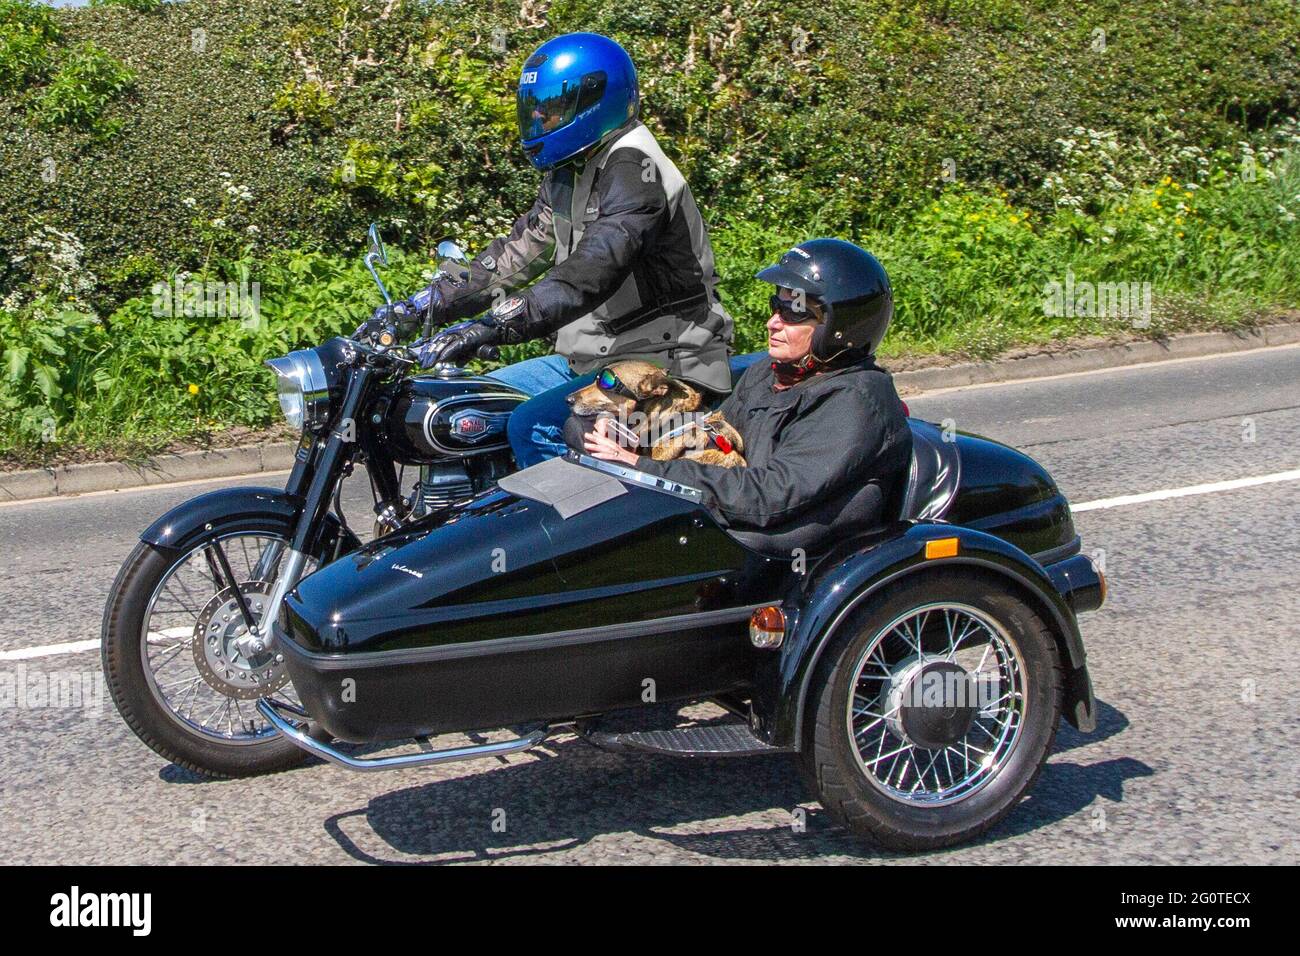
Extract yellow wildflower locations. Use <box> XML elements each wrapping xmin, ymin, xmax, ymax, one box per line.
<box><xmin>188</xmin><ymin>384</ymin><xmax>200</xmax><ymax>396</ymax></box>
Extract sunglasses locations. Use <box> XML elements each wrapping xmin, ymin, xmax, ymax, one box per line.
<box><xmin>770</xmin><ymin>294</ymin><xmax>821</xmax><ymax>324</ymax></box>
<box><xmin>597</xmin><ymin>367</ymin><xmax>639</xmax><ymax>400</ymax></box>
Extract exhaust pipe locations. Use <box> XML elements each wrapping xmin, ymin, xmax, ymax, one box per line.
<box><xmin>256</xmin><ymin>699</ymin><xmax>550</xmax><ymax>772</ymax></box>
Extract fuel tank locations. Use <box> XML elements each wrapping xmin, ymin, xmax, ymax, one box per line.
<box><xmin>384</xmin><ymin>369</ymin><xmax>527</xmax><ymax>465</ymax></box>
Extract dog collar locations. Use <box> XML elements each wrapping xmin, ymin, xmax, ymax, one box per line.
<box><xmin>657</xmin><ymin>416</ymin><xmax>734</xmax><ymax>455</ymax></box>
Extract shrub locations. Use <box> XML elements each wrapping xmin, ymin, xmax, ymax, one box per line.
<box><xmin>0</xmin><ymin>0</ymin><xmax>59</xmax><ymax>93</ymax></box>
<box><xmin>33</xmin><ymin>40</ymin><xmax>135</xmax><ymax>136</ymax></box>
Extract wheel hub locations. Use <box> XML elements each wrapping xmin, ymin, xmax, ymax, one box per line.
<box><xmin>885</xmin><ymin>656</ymin><xmax>978</xmax><ymax>750</ymax></box>
<box><xmin>192</xmin><ymin>581</ymin><xmax>289</xmax><ymax>700</ymax></box>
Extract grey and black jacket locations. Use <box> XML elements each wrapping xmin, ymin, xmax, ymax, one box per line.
<box><xmin>440</xmin><ymin>121</ymin><xmax>734</xmax><ymax>393</ymax></box>
<box><xmin>634</xmin><ymin>358</ymin><xmax>914</xmax><ymax>554</ymax></box>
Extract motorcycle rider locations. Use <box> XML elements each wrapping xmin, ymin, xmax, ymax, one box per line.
<box><xmin>362</xmin><ymin>32</ymin><xmax>733</xmax><ymax>468</ymax></box>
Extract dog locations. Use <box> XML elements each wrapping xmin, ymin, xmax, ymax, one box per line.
<box><xmin>566</xmin><ymin>360</ymin><xmax>747</xmax><ymax>468</ymax></box>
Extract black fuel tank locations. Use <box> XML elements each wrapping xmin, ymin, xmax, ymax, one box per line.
<box><xmin>384</xmin><ymin>370</ymin><xmax>527</xmax><ymax>464</ymax></box>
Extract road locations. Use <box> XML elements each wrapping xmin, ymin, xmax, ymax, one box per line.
<box><xmin>0</xmin><ymin>345</ymin><xmax>1296</xmax><ymax>864</ymax></box>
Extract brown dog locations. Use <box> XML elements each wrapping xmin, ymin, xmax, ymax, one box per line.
<box><xmin>567</xmin><ymin>360</ymin><xmax>746</xmax><ymax>468</ymax></box>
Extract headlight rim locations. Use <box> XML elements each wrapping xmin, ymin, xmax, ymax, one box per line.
<box><xmin>264</xmin><ymin>349</ymin><xmax>331</xmax><ymax>432</ymax></box>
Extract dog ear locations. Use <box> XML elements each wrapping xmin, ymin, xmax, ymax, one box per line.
<box><xmin>640</xmin><ymin>366</ymin><xmax>670</xmax><ymax>398</ymax></box>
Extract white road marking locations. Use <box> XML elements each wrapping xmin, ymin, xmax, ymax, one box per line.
<box><xmin>0</xmin><ymin>638</ymin><xmax>101</xmax><ymax>661</ymax></box>
<box><xmin>1071</xmin><ymin>468</ymin><xmax>1300</xmax><ymax>512</ymax></box>
<box><xmin>908</xmin><ymin>340</ymin><xmax>1300</xmax><ymax>399</ymax></box>
<box><xmin>2</xmin><ymin>467</ymin><xmax>1298</xmax><ymax>663</ymax></box>
<box><xmin>0</xmin><ymin>628</ymin><xmax>194</xmax><ymax>661</ymax></box>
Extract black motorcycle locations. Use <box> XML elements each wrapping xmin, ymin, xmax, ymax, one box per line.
<box><xmin>103</xmin><ymin>225</ymin><xmax>1104</xmax><ymax>850</ymax></box>
<box><xmin>102</xmin><ymin>226</ymin><xmax>528</xmax><ymax>776</ymax></box>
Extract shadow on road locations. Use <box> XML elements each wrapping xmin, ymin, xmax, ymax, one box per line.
<box><xmin>305</xmin><ymin>697</ymin><xmax>1148</xmax><ymax>864</ymax></box>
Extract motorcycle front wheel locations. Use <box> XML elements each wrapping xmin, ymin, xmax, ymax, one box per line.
<box><xmin>102</xmin><ymin>517</ymin><xmax>323</xmax><ymax>778</ymax></box>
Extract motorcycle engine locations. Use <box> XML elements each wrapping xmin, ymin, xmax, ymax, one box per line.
<box><xmin>413</xmin><ymin>461</ymin><xmax>475</xmax><ymax>517</ymax></box>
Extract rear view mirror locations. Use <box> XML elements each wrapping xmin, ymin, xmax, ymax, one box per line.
<box><xmin>367</xmin><ymin>223</ymin><xmax>389</xmax><ymax>267</ymax></box>
<box><xmin>364</xmin><ymin>223</ymin><xmax>392</xmax><ymax>305</ymax></box>
<box><xmin>436</xmin><ymin>239</ymin><xmax>468</xmax><ymax>265</ymax></box>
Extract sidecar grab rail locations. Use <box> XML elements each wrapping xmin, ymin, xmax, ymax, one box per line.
<box><xmin>256</xmin><ymin>699</ymin><xmax>550</xmax><ymax>772</ymax></box>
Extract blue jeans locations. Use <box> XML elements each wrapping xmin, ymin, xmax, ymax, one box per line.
<box><xmin>487</xmin><ymin>355</ymin><xmax>592</xmax><ymax>468</ymax></box>
<box><xmin>487</xmin><ymin>352</ymin><xmax>768</xmax><ymax>468</ymax></box>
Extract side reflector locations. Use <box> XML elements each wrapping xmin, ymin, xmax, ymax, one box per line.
<box><xmin>750</xmin><ymin>606</ymin><xmax>786</xmax><ymax>649</ymax></box>
<box><xmin>925</xmin><ymin>537</ymin><xmax>959</xmax><ymax>559</ymax></box>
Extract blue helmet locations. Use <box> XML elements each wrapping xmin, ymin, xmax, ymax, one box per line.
<box><xmin>517</xmin><ymin>33</ymin><xmax>639</xmax><ymax>171</ymax></box>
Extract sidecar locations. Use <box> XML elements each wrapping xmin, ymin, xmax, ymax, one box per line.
<box><xmin>261</xmin><ymin>419</ymin><xmax>1103</xmax><ymax>850</ymax></box>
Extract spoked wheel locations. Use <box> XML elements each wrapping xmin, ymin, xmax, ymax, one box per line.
<box><xmin>104</xmin><ymin>523</ymin><xmax>321</xmax><ymax>778</ymax></box>
<box><xmin>800</xmin><ymin>571</ymin><xmax>1062</xmax><ymax>851</ymax></box>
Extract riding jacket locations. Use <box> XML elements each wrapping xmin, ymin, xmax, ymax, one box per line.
<box><xmin>439</xmin><ymin>121</ymin><xmax>734</xmax><ymax>393</ymax></box>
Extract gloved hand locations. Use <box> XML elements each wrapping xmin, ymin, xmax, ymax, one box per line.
<box><xmin>414</xmin><ymin>319</ymin><xmax>504</xmax><ymax>368</ymax></box>
<box><xmin>354</xmin><ymin>279</ymin><xmax>453</xmax><ymax>343</ymax></box>
<box><xmin>413</xmin><ymin>295</ymin><xmax>534</xmax><ymax>368</ymax></box>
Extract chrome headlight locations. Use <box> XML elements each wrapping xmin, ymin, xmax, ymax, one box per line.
<box><xmin>264</xmin><ymin>349</ymin><xmax>331</xmax><ymax>431</ymax></box>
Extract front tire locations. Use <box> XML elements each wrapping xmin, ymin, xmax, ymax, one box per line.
<box><xmin>102</xmin><ymin>521</ymin><xmax>316</xmax><ymax>778</ymax></box>
<box><xmin>800</xmin><ymin>571</ymin><xmax>1062</xmax><ymax>851</ymax></box>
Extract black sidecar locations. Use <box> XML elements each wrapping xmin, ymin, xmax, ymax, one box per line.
<box><xmin>259</xmin><ymin>419</ymin><xmax>1103</xmax><ymax>851</ymax></box>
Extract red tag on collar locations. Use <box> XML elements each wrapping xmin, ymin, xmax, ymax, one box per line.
<box><xmin>712</xmin><ymin>433</ymin><xmax>734</xmax><ymax>455</ymax></box>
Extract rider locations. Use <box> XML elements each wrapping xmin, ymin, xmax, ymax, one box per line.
<box><xmin>584</xmin><ymin>239</ymin><xmax>913</xmax><ymax>549</ymax></box>
<box><xmin>362</xmin><ymin>33</ymin><xmax>733</xmax><ymax>468</ymax></box>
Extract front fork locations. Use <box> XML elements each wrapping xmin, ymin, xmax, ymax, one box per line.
<box><xmin>258</xmin><ymin>364</ymin><xmax>401</xmax><ymax>643</ymax></box>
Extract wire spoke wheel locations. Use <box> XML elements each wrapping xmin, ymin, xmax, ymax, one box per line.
<box><xmin>846</xmin><ymin>602</ymin><xmax>1025</xmax><ymax>807</ymax></box>
<box><xmin>140</xmin><ymin>532</ymin><xmax>315</xmax><ymax>745</ymax></box>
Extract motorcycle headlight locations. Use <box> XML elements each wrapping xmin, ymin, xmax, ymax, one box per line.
<box><xmin>264</xmin><ymin>349</ymin><xmax>331</xmax><ymax>432</ymax></box>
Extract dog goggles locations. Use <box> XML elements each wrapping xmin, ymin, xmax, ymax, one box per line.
<box><xmin>596</xmin><ymin>367</ymin><xmax>639</xmax><ymax>400</ymax></box>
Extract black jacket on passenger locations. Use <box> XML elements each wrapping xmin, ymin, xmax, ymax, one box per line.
<box><xmin>635</xmin><ymin>357</ymin><xmax>913</xmax><ymax>554</ymax></box>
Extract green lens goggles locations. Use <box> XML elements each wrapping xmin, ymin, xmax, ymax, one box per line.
<box><xmin>597</xmin><ymin>367</ymin><xmax>638</xmax><ymax>399</ymax></box>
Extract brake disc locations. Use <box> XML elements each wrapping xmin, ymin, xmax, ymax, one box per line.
<box><xmin>191</xmin><ymin>581</ymin><xmax>290</xmax><ymax>700</ymax></box>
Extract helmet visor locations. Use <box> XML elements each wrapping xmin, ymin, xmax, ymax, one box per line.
<box><xmin>517</xmin><ymin>70</ymin><xmax>607</xmax><ymax>142</ymax></box>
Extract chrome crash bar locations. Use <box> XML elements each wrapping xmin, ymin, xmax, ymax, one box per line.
<box><xmin>255</xmin><ymin>699</ymin><xmax>551</xmax><ymax>772</ymax></box>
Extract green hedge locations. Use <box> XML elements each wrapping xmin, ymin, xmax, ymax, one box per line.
<box><xmin>2</xmin><ymin>0</ymin><xmax>1297</xmax><ymax>306</ymax></box>
<box><xmin>5</xmin><ymin>146</ymin><xmax>1298</xmax><ymax>459</ymax></box>
<box><xmin>2</xmin><ymin>0</ymin><xmax>1299</xmax><ymax>460</ymax></box>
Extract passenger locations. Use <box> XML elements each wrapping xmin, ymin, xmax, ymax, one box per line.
<box><xmin>584</xmin><ymin>239</ymin><xmax>913</xmax><ymax>544</ymax></box>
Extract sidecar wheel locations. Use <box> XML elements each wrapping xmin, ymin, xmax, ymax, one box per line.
<box><xmin>800</xmin><ymin>571</ymin><xmax>1062</xmax><ymax>851</ymax></box>
<box><xmin>103</xmin><ymin>526</ymin><xmax>317</xmax><ymax>779</ymax></box>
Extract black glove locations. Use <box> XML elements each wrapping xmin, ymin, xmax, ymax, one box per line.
<box><xmin>415</xmin><ymin>319</ymin><xmax>504</xmax><ymax>368</ymax></box>
<box><xmin>414</xmin><ymin>295</ymin><xmax>536</xmax><ymax>367</ymax></box>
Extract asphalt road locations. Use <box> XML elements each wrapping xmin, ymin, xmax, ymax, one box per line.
<box><xmin>1</xmin><ymin>345</ymin><xmax>1296</xmax><ymax>864</ymax></box>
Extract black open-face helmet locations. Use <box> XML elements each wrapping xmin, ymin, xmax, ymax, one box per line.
<box><xmin>756</xmin><ymin>238</ymin><xmax>893</xmax><ymax>360</ymax></box>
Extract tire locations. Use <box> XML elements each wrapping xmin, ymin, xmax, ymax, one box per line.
<box><xmin>102</xmin><ymin>519</ymin><xmax>311</xmax><ymax>779</ymax></box>
<box><xmin>799</xmin><ymin>570</ymin><xmax>1063</xmax><ymax>851</ymax></box>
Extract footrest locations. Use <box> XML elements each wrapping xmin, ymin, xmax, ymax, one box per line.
<box><xmin>588</xmin><ymin>723</ymin><xmax>786</xmax><ymax>757</ymax></box>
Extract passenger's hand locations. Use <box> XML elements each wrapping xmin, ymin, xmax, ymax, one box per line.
<box><xmin>584</xmin><ymin>417</ymin><xmax>640</xmax><ymax>466</ymax></box>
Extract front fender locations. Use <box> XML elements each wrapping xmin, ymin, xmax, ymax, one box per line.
<box><xmin>141</xmin><ymin>486</ymin><xmax>360</xmax><ymax>559</ymax></box>
<box><xmin>753</xmin><ymin>523</ymin><xmax>1096</xmax><ymax>749</ymax></box>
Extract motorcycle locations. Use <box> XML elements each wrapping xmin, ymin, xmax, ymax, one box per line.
<box><xmin>103</xmin><ymin>224</ymin><xmax>1104</xmax><ymax>850</ymax></box>
<box><xmin>102</xmin><ymin>225</ymin><xmax>529</xmax><ymax>776</ymax></box>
